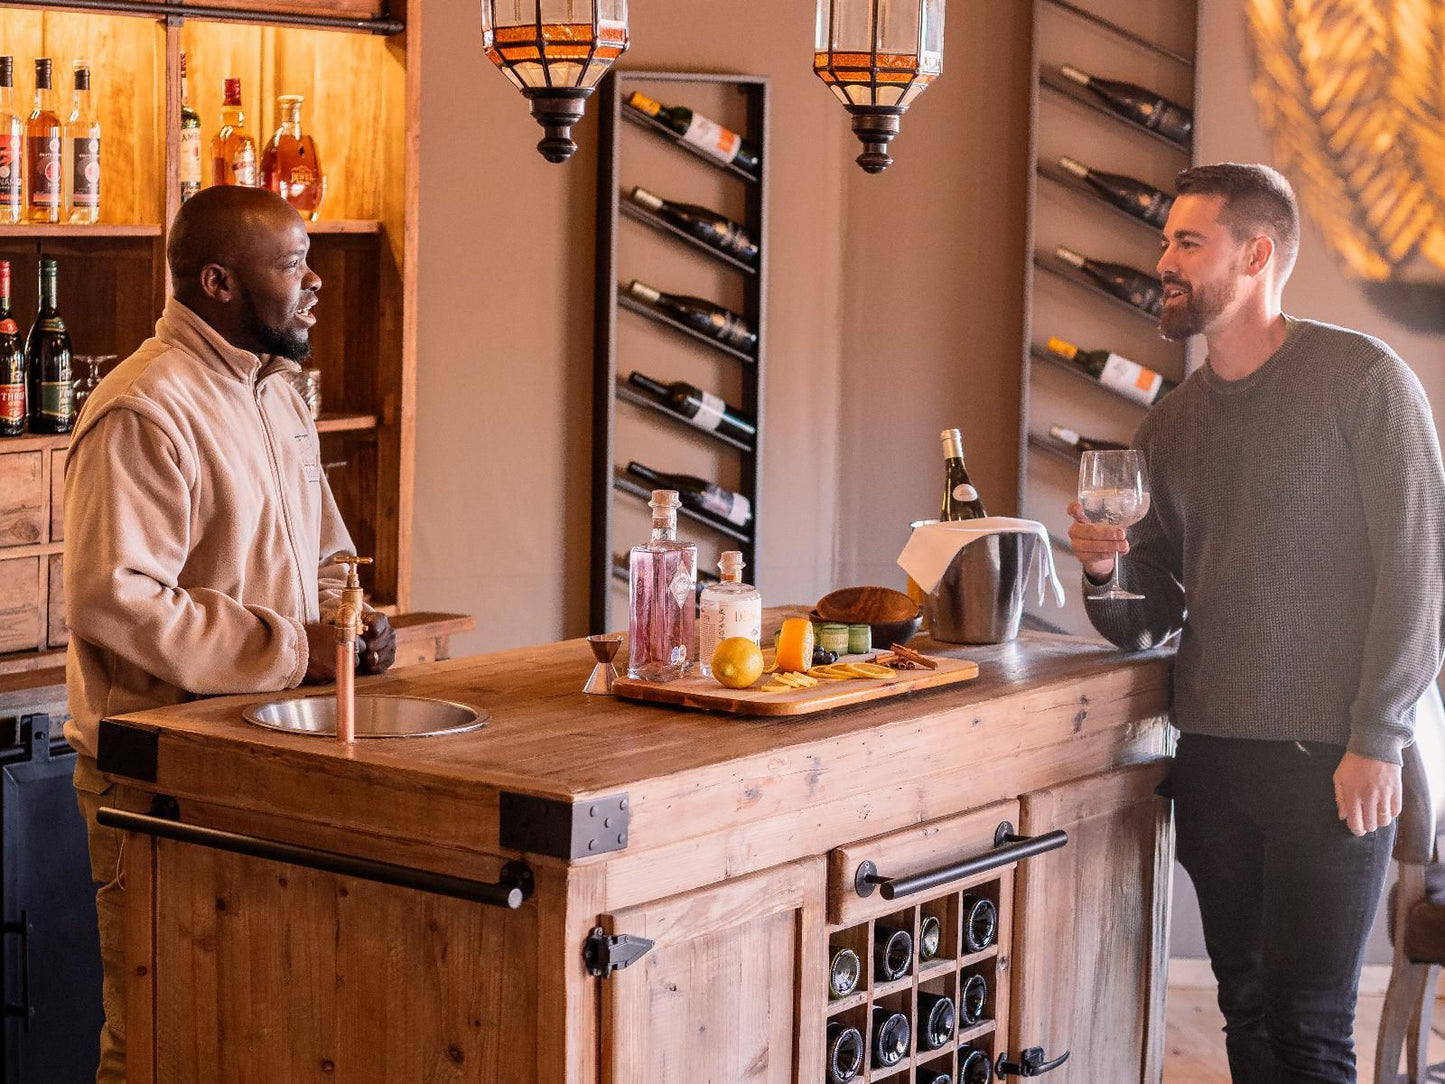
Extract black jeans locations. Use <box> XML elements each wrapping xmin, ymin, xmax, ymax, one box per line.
<box><xmin>1172</xmin><ymin>733</ymin><xmax>1396</xmax><ymax>1084</ymax></box>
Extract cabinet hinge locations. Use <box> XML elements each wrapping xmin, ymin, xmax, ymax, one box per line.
<box><xmin>583</xmin><ymin>926</ymin><xmax>654</xmax><ymax>978</ymax></box>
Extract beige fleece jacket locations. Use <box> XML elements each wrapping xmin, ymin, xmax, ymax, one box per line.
<box><xmin>63</xmin><ymin>298</ymin><xmax>354</xmax><ymax>759</ymax></box>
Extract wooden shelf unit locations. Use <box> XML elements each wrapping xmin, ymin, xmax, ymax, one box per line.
<box><xmin>591</xmin><ymin>70</ymin><xmax>769</xmax><ymax>633</ymax></box>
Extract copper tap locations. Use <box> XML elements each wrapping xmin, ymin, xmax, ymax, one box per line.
<box><xmin>327</xmin><ymin>555</ymin><xmax>372</xmax><ymax>743</ymax></box>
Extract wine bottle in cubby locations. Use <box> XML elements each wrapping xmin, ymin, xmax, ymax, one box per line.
<box><xmin>1054</xmin><ymin>245</ymin><xmax>1163</xmax><ymax>317</ymax></box>
<box><xmin>1057</xmin><ymin>155</ymin><xmax>1174</xmax><ymax>228</ymax></box>
<box><xmin>918</xmin><ymin>1068</ymin><xmax>955</xmax><ymax>1084</ymax></box>
<box><xmin>1058</xmin><ymin>64</ymin><xmax>1192</xmax><ymax>146</ymax></box>
<box><xmin>0</xmin><ymin>57</ymin><xmax>23</xmax><ymax>224</ymax></box>
<box><xmin>918</xmin><ymin>913</ymin><xmax>943</xmax><ymax>962</ymax></box>
<box><xmin>959</xmin><ymin>1046</ymin><xmax>993</xmax><ymax>1084</ymax></box>
<box><xmin>827</xmin><ymin>944</ymin><xmax>862</xmax><ymax>998</ymax></box>
<box><xmin>917</xmin><ymin>990</ymin><xmax>957</xmax><ymax>1050</ymax></box>
<box><xmin>960</xmin><ymin>971</ymin><xmax>989</xmax><ymax>1026</ymax></box>
<box><xmin>871</xmin><ymin>1006</ymin><xmax>911</xmax><ymax>1069</ymax></box>
<box><xmin>626</xmin><ymin>370</ymin><xmax>756</xmax><ymax>447</ymax></box>
<box><xmin>961</xmin><ymin>895</ymin><xmax>998</xmax><ymax>953</ymax></box>
<box><xmin>825</xmin><ymin>1021</ymin><xmax>865</xmax><ymax>1083</ymax></box>
<box><xmin>623</xmin><ymin>91</ymin><xmax>761</xmax><ymax>176</ymax></box>
<box><xmin>873</xmin><ymin>921</ymin><xmax>913</xmax><ymax>981</ymax></box>
<box><xmin>1044</xmin><ymin>336</ymin><xmax>1177</xmax><ymax>407</ymax></box>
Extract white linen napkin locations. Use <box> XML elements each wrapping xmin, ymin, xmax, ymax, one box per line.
<box><xmin>897</xmin><ymin>517</ymin><xmax>1066</xmax><ymax>606</ymax></box>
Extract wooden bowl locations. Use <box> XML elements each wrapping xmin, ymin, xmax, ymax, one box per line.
<box><xmin>814</xmin><ymin>586</ymin><xmax>923</xmax><ymax>648</ymax></box>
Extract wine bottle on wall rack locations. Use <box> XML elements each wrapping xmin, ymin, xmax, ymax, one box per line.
<box><xmin>1048</xmin><ymin>424</ymin><xmax>1129</xmax><ymax>454</ymax></box>
<box><xmin>960</xmin><ymin>972</ymin><xmax>989</xmax><ymax>1025</ymax></box>
<box><xmin>961</xmin><ymin>894</ymin><xmax>998</xmax><ymax>952</ymax></box>
<box><xmin>917</xmin><ymin>990</ymin><xmax>957</xmax><ymax>1050</ymax></box>
<box><xmin>1054</xmin><ymin>245</ymin><xmax>1163</xmax><ymax>317</ymax></box>
<box><xmin>627</xmin><ymin>186</ymin><xmax>759</xmax><ymax>265</ymax></box>
<box><xmin>0</xmin><ymin>57</ymin><xmax>23</xmax><ymax>224</ymax></box>
<box><xmin>941</xmin><ymin>427</ymin><xmax>987</xmax><ymax>521</ymax></box>
<box><xmin>871</xmin><ymin>1006</ymin><xmax>911</xmax><ymax>1068</ymax></box>
<box><xmin>0</xmin><ymin>262</ymin><xmax>24</xmax><ymax>437</ymax></box>
<box><xmin>1045</xmin><ymin>336</ymin><xmax>1176</xmax><ymax>407</ymax></box>
<box><xmin>25</xmin><ymin>257</ymin><xmax>72</xmax><ymax>434</ymax></box>
<box><xmin>1058</xmin><ymin>64</ymin><xmax>1192</xmax><ymax>146</ymax></box>
<box><xmin>825</xmin><ymin>1020</ymin><xmax>865</xmax><ymax>1083</ymax></box>
<box><xmin>624</xmin><ymin>279</ymin><xmax>757</xmax><ymax>356</ymax></box>
<box><xmin>625</xmin><ymin>461</ymin><xmax>752</xmax><ymax>528</ymax></box>
<box><xmin>613</xmin><ymin>551</ymin><xmax>717</xmax><ymax>597</ymax></box>
<box><xmin>626</xmin><ymin>371</ymin><xmax>756</xmax><ymax>447</ymax></box>
<box><xmin>959</xmin><ymin>1047</ymin><xmax>992</xmax><ymax>1084</ymax></box>
<box><xmin>1057</xmin><ymin>155</ymin><xmax>1174</xmax><ymax>228</ymax></box>
<box><xmin>25</xmin><ymin>59</ymin><xmax>62</xmax><ymax>224</ymax></box>
<box><xmin>624</xmin><ymin>91</ymin><xmax>761</xmax><ymax>176</ymax></box>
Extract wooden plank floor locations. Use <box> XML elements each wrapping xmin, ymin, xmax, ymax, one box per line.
<box><xmin>1165</xmin><ymin>985</ymin><xmax>1445</xmax><ymax>1082</ymax></box>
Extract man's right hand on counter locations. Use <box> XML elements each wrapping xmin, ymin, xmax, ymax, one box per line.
<box><xmin>1067</xmin><ymin>501</ymin><xmax>1129</xmax><ymax>583</ymax></box>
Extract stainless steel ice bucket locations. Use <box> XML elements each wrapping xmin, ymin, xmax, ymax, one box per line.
<box><xmin>923</xmin><ymin>529</ymin><xmax>1034</xmax><ymax>644</ymax></box>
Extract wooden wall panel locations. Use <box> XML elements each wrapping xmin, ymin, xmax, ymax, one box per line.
<box><xmin>0</xmin><ymin>450</ymin><xmax>43</xmax><ymax>547</ymax></box>
<box><xmin>0</xmin><ymin>556</ymin><xmax>41</xmax><ymax>653</ymax></box>
<box><xmin>46</xmin><ymin>552</ymin><xmax>65</xmax><ymax>647</ymax></box>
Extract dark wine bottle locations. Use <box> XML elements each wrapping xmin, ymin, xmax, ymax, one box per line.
<box><xmin>1045</xmin><ymin>335</ymin><xmax>1177</xmax><ymax>407</ymax></box>
<box><xmin>919</xmin><ymin>1069</ymin><xmax>955</xmax><ymax>1084</ymax></box>
<box><xmin>624</xmin><ymin>91</ymin><xmax>761</xmax><ymax>176</ymax></box>
<box><xmin>627</xmin><ymin>185</ymin><xmax>758</xmax><ymax>265</ymax></box>
<box><xmin>1059</xmin><ymin>64</ymin><xmax>1192</xmax><ymax>146</ymax></box>
<box><xmin>941</xmin><ymin>428</ymin><xmax>987</xmax><ymax>521</ymax></box>
<box><xmin>825</xmin><ymin>1021</ymin><xmax>865</xmax><ymax>1083</ymax></box>
<box><xmin>1055</xmin><ymin>245</ymin><xmax>1163</xmax><ymax>317</ymax></box>
<box><xmin>917</xmin><ymin>990</ymin><xmax>956</xmax><ymax>1050</ymax></box>
<box><xmin>959</xmin><ymin>1046</ymin><xmax>993</xmax><ymax>1084</ymax></box>
<box><xmin>1058</xmin><ymin>155</ymin><xmax>1174</xmax><ymax>228</ymax></box>
<box><xmin>25</xmin><ymin>257</ymin><xmax>71</xmax><ymax>434</ymax></box>
<box><xmin>960</xmin><ymin>972</ymin><xmax>989</xmax><ymax>1026</ymax></box>
<box><xmin>871</xmin><ymin>1006</ymin><xmax>911</xmax><ymax>1068</ymax></box>
<box><xmin>873</xmin><ymin>922</ymin><xmax>913</xmax><ymax>981</ymax></box>
<box><xmin>626</xmin><ymin>371</ymin><xmax>756</xmax><ymax>448</ymax></box>
<box><xmin>625</xmin><ymin>461</ymin><xmax>752</xmax><ymax>528</ymax></box>
<box><xmin>918</xmin><ymin>913</ymin><xmax>943</xmax><ymax>962</ymax></box>
<box><xmin>0</xmin><ymin>261</ymin><xmax>24</xmax><ymax>436</ymax></box>
<box><xmin>828</xmin><ymin>945</ymin><xmax>861</xmax><ymax>999</ymax></box>
<box><xmin>961</xmin><ymin>895</ymin><xmax>998</xmax><ymax>953</ymax></box>
<box><xmin>624</xmin><ymin>279</ymin><xmax>757</xmax><ymax>356</ymax></box>
<box><xmin>1048</xmin><ymin>424</ymin><xmax>1129</xmax><ymax>455</ymax></box>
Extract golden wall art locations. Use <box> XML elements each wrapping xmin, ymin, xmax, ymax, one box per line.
<box><xmin>1245</xmin><ymin>0</ymin><xmax>1445</xmax><ymax>283</ymax></box>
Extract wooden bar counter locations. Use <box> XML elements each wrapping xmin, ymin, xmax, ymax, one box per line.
<box><xmin>95</xmin><ymin>610</ymin><xmax>1175</xmax><ymax>1084</ymax></box>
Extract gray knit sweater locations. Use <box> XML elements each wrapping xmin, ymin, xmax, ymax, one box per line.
<box><xmin>1084</xmin><ymin>317</ymin><xmax>1445</xmax><ymax>764</ymax></box>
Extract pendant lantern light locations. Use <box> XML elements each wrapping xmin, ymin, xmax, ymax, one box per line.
<box><xmin>482</xmin><ymin>0</ymin><xmax>630</xmax><ymax>163</ymax></box>
<box><xmin>814</xmin><ymin>0</ymin><xmax>945</xmax><ymax>173</ymax></box>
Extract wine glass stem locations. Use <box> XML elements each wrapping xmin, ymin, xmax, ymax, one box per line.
<box><xmin>1112</xmin><ymin>555</ymin><xmax>1125</xmax><ymax>594</ymax></box>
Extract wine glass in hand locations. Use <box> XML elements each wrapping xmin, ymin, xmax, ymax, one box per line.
<box><xmin>1077</xmin><ymin>449</ymin><xmax>1150</xmax><ymax>601</ymax></box>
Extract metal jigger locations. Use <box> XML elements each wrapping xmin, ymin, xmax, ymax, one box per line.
<box><xmin>584</xmin><ymin>634</ymin><xmax>624</xmax><ymax>695</ymax></box>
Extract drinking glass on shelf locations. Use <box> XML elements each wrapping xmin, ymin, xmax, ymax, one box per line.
<box><xmin>71</xmin><ymin>353</ymin><xmax>115</xmax><ymax>416</ymax></box>
<box><xmin>1078</xmin><ymin>448</ymin><xmax>1151</xmax><ymax>601</ymax></box>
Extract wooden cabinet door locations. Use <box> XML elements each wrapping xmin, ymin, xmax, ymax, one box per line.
<box><xmin>1009</xmin><ymin>760</ymin><xmax>1173</xmax><ymax>1083</ymax></box>
<box><xmin>600</xmin><ymin>858</ymin><xmax>826</xmax><ymax>1084</ymax></box>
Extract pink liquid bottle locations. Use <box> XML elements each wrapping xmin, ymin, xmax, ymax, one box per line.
<box><xmin>627</xmin><ymin>489</ymin><xmax>696</xmax><ymax>681</ymax></box>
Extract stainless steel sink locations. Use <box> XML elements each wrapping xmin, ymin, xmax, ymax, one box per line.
<box><xmin>242</xmin><ymin>695</ymin><xmax>487</xmax><ymax>738</ymax></box>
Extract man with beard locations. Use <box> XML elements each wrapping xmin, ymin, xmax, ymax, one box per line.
<box><xmin>63</xmin><ymin>184</ymin><xmax>396</xmax><ymax>1083</ymax></box>
<box><xmin>1069</xmin><ymin>162</ymin><xmax>1445</xmax><ymax>1082</ymax></box>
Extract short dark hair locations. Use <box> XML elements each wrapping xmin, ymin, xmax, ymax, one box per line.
<box><xmin>1175</xmin><ymin>163</ymin><xmax>1299</xmax><ymax>283</ymax></box>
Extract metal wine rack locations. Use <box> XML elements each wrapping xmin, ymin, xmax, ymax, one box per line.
<box><xmin>1019</xmin><ymin>0</ymin><xmax>1201</xmax><ymax>636</ymax></box>
<box><xmin>590</xmin><ymin>70</ymin><xmax>770</xmax><ymax>633</ymax></box>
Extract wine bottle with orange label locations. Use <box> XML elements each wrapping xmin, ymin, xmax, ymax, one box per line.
<box><xmin>624</xmin><ymin>91</ymin><xmax>760</xmax><ymax>176</ymax></box>
<box><xmin>1045</xmin><ymin>335</ymin><xmax>1177</xmax><ymax>407</ymax></box>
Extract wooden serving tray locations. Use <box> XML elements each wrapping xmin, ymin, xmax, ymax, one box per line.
<box><xmin>612</xmin><ymin>656</ymin><xmax>980</xmax><ymax>716</ymax></box>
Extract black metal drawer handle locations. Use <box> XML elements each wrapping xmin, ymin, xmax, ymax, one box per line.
<box><xmin>98</xmin><ymin>802</ymin><xmax>534</xmax><ymax>910</ymax></box>
<box><xmin>855</xmin><ymin>821</ymin><xmax>1069</xmax><ymax>899</ymax></box>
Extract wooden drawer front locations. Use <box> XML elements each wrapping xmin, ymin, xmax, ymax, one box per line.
<box><xmin>828</xmin><ymin>799</ymin><xmax>1019</xmax><ymax>927</ymax></box>
<box><xmin>47</xmin><ymin>555</ymin><xmax>67</xmax><ymax>648</ymax></box>
<box><xmin>50</xmin><ymin>447</ymin><xmax>65</xmax><ymax>542</ymax></box>
<box><xmin>0</xmin><ymin>452</ymin><xmax>44</xmax><ymax>548</ymax></box>
<box><xmin>0</xmin><ymin>557</ymin><xmax>42</xmax><ymax>654</ymax></box>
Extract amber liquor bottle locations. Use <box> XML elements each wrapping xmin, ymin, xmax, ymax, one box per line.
<box><xmin>65</xmin><ymin>61</ymin><xmax>101</xmax><ymax>224</ymax></box>
<box><xmin>211</xmin><ymin>77</ymin><xmax>258</xmax><ymax>186</ymax></box>
<box><xmin>1059</xmin><ymin>63</ymin><xmax>1192</xmax><ymax>146</ymax></box>
<box><xmin>25</xmin><ymin>59</ymin><xmax>62</xmax><ymax>224</ymax></box>
<box><xmin>0</xmin><ymin>57</ymin><xmax>23</xmax><ymax>224</ymax></box>
<box><xmin>1055</xmin><ymin>245</ymin><xmax>1163</xmax><ymax>317</ymax></box>
<box><xmin>624</xmin><ymin>279</ymin><xmax>757</xmax><ymax>356</ymax></box>
<box><xmin>0</xmin><ymin>262</ymin><xmax>23</xmax><ymax>436</ymax></box>
<box><xmin>25</xmin><ymin>258</ymin><xmax>72</xmax><ymax>434</ymax></box>
<box><xmin>626</xmin><ymin>185</ymin><xmax>758</xmax><ymax>265</ymax></box>
<box><xmin>261</xmin><ymin>94</ymin><xmax>325</xmax><ymax>220</ymax></box>
<box><xmin>1058</xmin><ymin>155</ymin><xmax>1174</xmax><ymax>228</ymax></box>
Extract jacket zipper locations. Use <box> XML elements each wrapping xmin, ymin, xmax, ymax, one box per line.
<box><xmin>253</xmin><ymin>371</ymin><xmax>312</xmax><ymax>618</ymax></box>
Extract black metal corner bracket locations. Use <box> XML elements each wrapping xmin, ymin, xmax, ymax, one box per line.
<box><xmin>583</xmin><ymin>927</ymin><xmax>654</xmax><ymax>978</ymax></box>
<box><xmin>96</xmin><ymin>719</ymin><xmax>160</xmax><ymax>783</ymax></box>
<box><xmin>499</xmin><ymin>791</ymin><xmax>629</xmax><ymax>859</ymax></box>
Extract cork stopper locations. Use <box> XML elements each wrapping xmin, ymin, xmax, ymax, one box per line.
<box><xmin>717</xmin><ymin>551</ymin><xmax>745</xmax><ymax>583</ymax></box>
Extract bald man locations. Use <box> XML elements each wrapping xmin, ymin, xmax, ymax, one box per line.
<box><xmin>64</xmin><ymin>186</ymin><xmax>395</xmax><ymax>1082</ymax></box>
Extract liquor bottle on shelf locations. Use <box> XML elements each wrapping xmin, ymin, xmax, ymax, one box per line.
<box><xmin>625</xmin><ymin>461</ymin><xmax>752</xmax><ymax>529</ymax></box>
<box><xmin>623</xmin><ymin>279</ymin><xmax>757</xmax><ymax>356</ymax></box>
<box><xmin>211</xmin><ymin>77</ymin><xmax>258</xmax><ymax>187</ymax></box>
<box><xmin>0</xmin><ymin>262</ymin><xmax>23</xmax><ymax>436</ymax></box>
<box><xmin>262</xmin><ymin>94</ymin><xmax>325</xmax><ymax>220</ymax></box>
<box><xmin>960</xmin><ymin>971</ymin><xmax>989</xmax><ymax>1026</ymax></box>
<box><xmin>1044</xmin><ymin>335</ymin><xmax>1177</xmax><ymax>407</ymax></box>
<box><xmin>959</xmin><ymin>1047</ymin><xmax>992</xmax><ymax>1084</ymax></box>
<box><xmin>625</xmin><ymin>370</ymin><xmax>756</xmax><ymax>447</ymax></box>
<box><xmin>941</xmin><ymin>427</ymin><xmax>987</xmax><ymax>521</ymax></box>
<box><xmin>825</xmin><ymin>1020</ymin><xmax>865</xmax><ymax>1083</ymax></box>
<box><xmin>179</xmin><ymin>53</ymin><xmax>202</xmax><ymax>204</ymax></box>
<box><xmin>25</xmin><ymin>59</ymin><xmax>62</xmax><ymax>224</ymax></box>
<box><xmin>1057</xmin><ymin>155</ymin><xmax>1173</xmax><ymax>228</ymax></box>
<box><xmin>873</xmin><ymin>922</ymin><xmax>913</xmax><ymax>981</ymax></box>
<box><xmin>626</xmin><ymin>489</ymin><xmax>696</xmax><ymax>682</ymax></box>
<box><xmin>961</xmin><ymin>894</ymin><xmax>998</xmax><ymax>952</ymax></box>
<box><xmin>697</xmin><ymin>551</ymin><xmax>761</xmax><ymax>676</ymax></box>
<box><xmin>0</xmin><ymin>57</ymin><xmax>23</xmax><ymax>224</ymax></box>
<box><xmin>917</xmin><ymin>990</ymin><xmax>956</xmax><ymax>1050</ymax></box>
<box><xmin>65</xmin><ymin>61</ymin><xmax>100</xmax><ymax>224</ymax></box>
<box><xmin>626</xmin><ymin>185</ymin><xmax>758</xmax><ymax>265</ymax></box>
<box><xmin>1048</xmin><ymin>424</ymin><xmax>1129</xmax><ymax>455</ymax></box>
<box><xmin>1058</xmin><ymin>64</ymin><xmax>1192</xmax><ymax>146</ymax></box>
<box><xmin>918</xmin><ymin>913</ymin><xmax>943</xmax><ymax>962</ymax></box>
<box><xmin>1054</xmin><ymin>245</ymin><xmax>1163</xmax><ymax>317</ymax></box>
<box><xmin>871</xmin><ymin>1006</ymin><xmax>911</xmax><ymax>1068</ymax></box>
<box><xmin>25</xmin><ymin>257</ymin><xmax>72</xmax><ymax>434</ymax></box>
<box><xmin>919</xmin><ymin>1069</ymin><xmax>955</xmax><ymax>1084</ymax></box>
<box><xmin>827</xmin><ymin>944</ymin><xmax>861</xmax><ymax>999</ymax></box>
<box><xmin>623</xmin><ymin>91</ymin><xmax>761</xmax><ymax>177</ymax></box>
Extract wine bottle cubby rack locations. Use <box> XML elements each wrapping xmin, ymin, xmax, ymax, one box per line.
<box><xmin>590</xmin><ymin>70</ymin><xmax>769</xmax><ymax>633</ymax></box>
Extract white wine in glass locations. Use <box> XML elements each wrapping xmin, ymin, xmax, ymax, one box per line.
<box><xmin>1079</xmin><ymin>449</ymin><xmax>1150</xmax><ymax>601</ymax></box>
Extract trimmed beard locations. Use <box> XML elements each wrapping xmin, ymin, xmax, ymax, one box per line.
<box><xmin>1159</xmin><ymin>272</ymin><xmax>1239</xmax><ymax>341</ymax></box>
<box><xmin>238</xmin><ymin>282</ymin><xmax>312</xmax><ymax>362</ymax></box>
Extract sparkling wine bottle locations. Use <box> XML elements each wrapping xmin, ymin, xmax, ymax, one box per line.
<box><xmin>627</xmin><ymin>490</ymin><xmax>696</xmax><ymax>682</ymax></box>
<box><xmin>626</xmin><ymin>185</ymin><xmax>758</xmax><ymax>265</ymax></box>
<box><xmin>624</xmin><ymin>279</ymin><xmax>757</xmax><ymax>356</ymax></box>
<box><xmin>626</xmin><ymin>370</ymin><xmax>756</xmax><ymax>447</ymax></box>
<box><xmin>0</xmin><ymin>262</ymin><xmax>23</xmax><ymax>436</ymax></box>
<box><xmin>626</xmin><ymin>461</ymin><xmax>751</xmax><ymax>528</ymax></box>
<box><xmin>1045</xmin><ymin>336</ymin><xmax>1177</xmax><ymax>406</ymax></box>
<box><xmin>1058</xmin><ymin>155</ymin><xmax>1173</xmax><ymax>228</ymax></box>
<box><xmin>697</xmin><ymin>551</ymin><xmax>762</xmax><ymax>676</ymax></box>
<box><xmin>941</xmin><ymin>428</ymin><xmax>987</xmax><ymax>521</ymax></box>
<box><xmin>623</xmin><ymin>91</ymin><xmax>761</xmax><ymax>176</ymax></box>
<box><xmin>1059</xmin><ymin>63</ymin><xmax>1192</xmax><ymax>146</ymax></box>
<box><xmin>1054</xmin><ymin>245</ymin><xmax>1163</xmax><ymax>317</ymax></box>
<box><xmin>25</xmin><ymin>258</ymin><xmax>72</xmax><ymax>434</ymax></box>
<box><xmin>0</xmin><ymin>57</ymin><xmax>23</xmax><ymax>224</ymax></box>
<box><xmin>179</xmin><ymin>54</ymin><xmax>202</xmax><ymax>203</ymax></box>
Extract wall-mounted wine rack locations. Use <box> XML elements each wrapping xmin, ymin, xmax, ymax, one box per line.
<box><xmin>1019</xmin><ymin>0</ymin><xmax>1201</xmax><ymax>636</ymax></box>
<box><xmin>591</xmin><ymin>70</ymin><xmax>769</xmax><ymax>633</ymax></box>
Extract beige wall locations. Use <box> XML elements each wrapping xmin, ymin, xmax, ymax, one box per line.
<box><xmin>413</xmin><ymin>1</ymin><xmax>1033</xmax><ymax>652</ymax></box>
